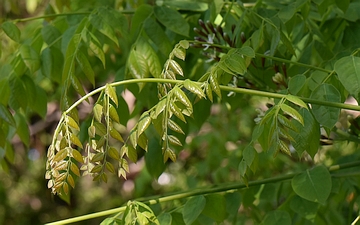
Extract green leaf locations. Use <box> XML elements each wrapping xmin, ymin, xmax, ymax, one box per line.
<box><xmin>161</xmin><ymin>1</ymin><xmax>208</xmax><ymax>12</ymax></box>
<box><xmin>261</xmin><ymin>210</ymin><xmax>291</xmax><ymax>225</ymax></box>
<box><xmin>41</xmin><ymin>24</ymin><xmax>62</xmax><ymax>46</ymax></box>
<box><xmin>76</xmin><ymin>51</ymin><xmax>95</xmax><ymax>86</ymax></box>
<box><xmin>334</xmin><ymin>56</ymin><xmax>360</xmax><ymax>100</ymax></box>
<box><xmin>1</xmin><ymin>21</ymin><xmax>21</xmax><ymax>42</ymax></box>
<box><xmin>90</xmin><ymin>8</ymin><xmax>119</xmax><ymax>46</ymax></box>
<box><xmin>202</xmin><ymin>194</ymin><xmax>227</xmax><ymax>222</ymax></box>
<box><xmin>183</xmin><ymin>195</ymin><xmax>206</xmax><ymax>225</ymax></box>
<box><xmin>158</xmin><ymin>213</ymin><xmax>172</xmax><ymax>225</ymax></box>
<box><xmin>154</xmin><ymin>6</ymin><xmax>190</xmax><ymax>36</ymax></box>
<box><xmin>288</xmin><ymin>74</ymin><xmax>306</xmax><ymax>95</ymax></box>
<box><xmin>310</xmin><ymin>83</ymin><xmax>341</xmax><ymax>129</ymax></box>
<box><xmin>15</xmin><ymin>113</ymin><xmax>30</xmax><ymax>147</ymax></box>
<box><xmin>0</xmin><ymin>104</ymin><xmax>16</xmax><ymax>126</ymax></box>
<box><xmin>291</xmin><ymin>165</ymin><xmax>332</xmax><ymax>204</ymax></box>
<box><xmin>184</xmin><ymin>79</ymin><xmax>206</xmax><ymax>99</ymax></box>
<box><xmin>20</xmin><ymin>45</ymin><xmax>40</xmax><ymax>73</ymax></box>
<box><xmin>280</xmin><ymin>104</ymin><xmax>304</xmax><ymax>126</ymax></box>
<box><xmin>238</xmin><ymin>46</ymin><xmax>255</xmax><ymax>58</ymax></box>
<box><xmin>127</xmin><ymin>39</ymin><xmax>162</xmax><ymax>88</ymax></box>
<box><xmin>290</xmin><ymin>195</ymin><xmax>318</xmax><ymax>220</ymax></box>
<box><xmin>0</xmin><ymin>79</ymin><xmax>10</xmax><ymax>105</ymax></box>
<box><xmin>278</xmin><ymin>3</ymin><xmax>296</xmax><ymax>23</ymax></box>
<box><xmin>41</xmin><ymin>47</ymin><xmax>63</xmax><ymax>83</ymax></box>
<box><xmin>145</xmin><ymin>138</ymin><xmax>166</xmax><ymax>178</ymax></box>
<box><xmin>143</xmin><ymin>17</ymin><xmax>172</xmax><ymax>56</ymax></box>
<box><xmin>243</xmin><ymin>145</ymin><xmax>256</xmax><ymax>167</ymax></box>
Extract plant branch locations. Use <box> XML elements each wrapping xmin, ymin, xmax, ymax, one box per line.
<box><xmin>45</xmin><ymin>160</ymin><xmax>360</xmax><ymax>225</ymax></box>
<box><xmin>65</xmin><ymin>78</ymin><xmax>360</xmax><ymax>114</ymax></box>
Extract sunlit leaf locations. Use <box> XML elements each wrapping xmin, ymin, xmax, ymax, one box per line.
<box><xmin>106</xmin><ymin>84</ymin><xmax>118</xmax><ymax>107</ymax></box>
<box><xmin>280</xmin><ymin>104</ymin><xmax>304</xmax><ymax>126</ymax></box>
<box><xmin>110</xmin><ymin>127</ymin><xmax>124</xmax><ymax>143</ymax></box>
<box><xmin>137</xmin><ymin>111</ymin><xmax>151</xmax><ymax>137</ymax></box>
<box><xmin>168</xmin><ymin>59</ymin><xmax>183</xmax><ymax>76</ymax></box>
<box><xmin>184</xmin><ymin>79</ymin><xmax>206</xmax><ymax>99</ymax></box>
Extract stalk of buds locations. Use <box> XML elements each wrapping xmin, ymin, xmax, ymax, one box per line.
<box><xmin>191</xmin><ymin>19</ymin><xmax>238</xmax><ymax>61</ymax></box>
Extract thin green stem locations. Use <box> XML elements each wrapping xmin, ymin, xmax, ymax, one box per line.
<box><xmin>45</xmin><ymin>160</ymin><xmax>360</xmax><ymax>225</ymax></box>
<box><xmin>13</xmin><ymin>12</ymin><xmax>90</xmax><ymax>23</ymax></box>
<box><xmin>12</xmin><ymin>10</ymin><xmax>136</xmax><ymax>23</ymax></box>
<box><xmin>189</xmin><ymin>40</ymin><xmax>332</xmax><ymax>74</ymax></box>
<box><xmin>255</xmin><ymin>53</ymin><xmax>332</xmax><ymax>74</ymax></box>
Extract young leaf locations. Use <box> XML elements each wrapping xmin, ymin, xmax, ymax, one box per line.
<box><xmin>70</xmin><ymin>134</ymin><xmax>83</xmax><ymax>149</ymax></box>
<box><xmin>93</xmin><ymin>104</ymin><xmax>103</xmax><ymax>122</ymax></box>
<box><xmin>209</xmin><ymin>73</ymin><xmax>221</xmax><ymax>98</ymax></box>
<box><xmin>127</xmin><ymin>145</ymin><xmax>137</xmax><ymax>163</ymax></box>
<box><xmin>167</xmin><ymin>119</ymin><xmax>185</xmax><ymax>134</ymax></box>
<box><xmin>66</xmin><ymin>116</ymin><xmax>80</xmax><ymax>131</ymax></box>
<box><xmin>109</xmin><ymin>105</ymin><xmax>120</xmax><ymax>123</ymax></box>
<box><xmin>105</xmin><ymin>84</ymin><xmax>118</xmax><ymax>107</ymax></box>
<box><xmin>169</xmin><ymin>102</ymin><xmax>186</xmax><ymax>123</ymax></box>
<box><xmin>184</xmin><ymin>79</ymin><xmax>206</xmax><ymax>99</ymax></box>
<box><xmin>285</xmin><ymin>95</ymin><xmax>308</xmax><ymax>109</ymax></box>
<box><xmin>280</xmin><ymin>104</ymin><xmax>304</xmax><ymax>126</ymax></box>
<box><xmin>108</xmin><ymin>147</ymin><xmax>120</xmax><ymax>160</ymax></box>
<box><xmin>167</xmin><ymin>135</ymin><xmax>182</xmax><ymax>146</ymax></box>
<box><xmin>168</xmin><ymin>59</ymin><xmax>183</xmax><ymax>76</ymax></box>
<box><xmin>173</xmin><ymin>48</ymin><xmax>186</xmax><ymax>61</ymax></box>
<box><xmin>110</xmin><ymin>127</ymin><xmax>124</xmax><ymax>143</ymax></box>
<box><xmin>137</xmin><ymin>112</ymin><xmax>151</xmax><ymax>138</ymax></box>
<box><xmin>164</xmin><ymin>148</ymin><xmax>176</xmax><ymax>162</ymax></box>
<box><xmin>173</xmin><ymin>87</ymin><xmax>192</xmax><ymax>109</ymax></box>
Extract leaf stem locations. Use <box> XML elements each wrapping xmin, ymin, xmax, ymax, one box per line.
<box><xmin>189</xmin><ymin>41</ymin><xmax>332</xmax><ymax>73</ymax></box>
<box><xmin>45</xmin><ymin>160</ymin><xmax>360</xmax><ymax>225</ymax></box>
<box><xmin>12</xmin><ymin>10</ymin><xmax>136</xmax><ymax>23</ymax></box>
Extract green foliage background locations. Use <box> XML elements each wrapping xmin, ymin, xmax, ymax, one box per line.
<box><xmin>1</xmin><ymin>0</ymin><xmax>360</xmax><ymax>224</ymax></box>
